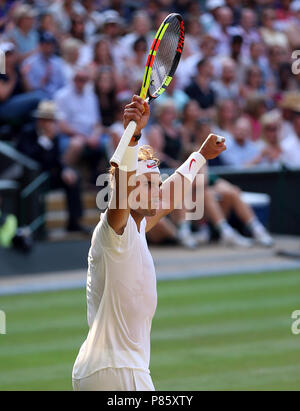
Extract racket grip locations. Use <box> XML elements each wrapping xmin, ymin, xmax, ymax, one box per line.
<box><xmin>110</xmin><ymin>120</ymin><xmax>137</xmax><ymax>167</ymax></box>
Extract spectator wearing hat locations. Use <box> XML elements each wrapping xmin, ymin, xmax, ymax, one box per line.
<box><xmin>101</xmin><ymin>10</ymin><xmax>125</xmax><ymax>70</ymax></box>
<box><xmin>8</xmin><ymin>4</ymin><xmax>39</xmax><ymax>59</ymax></box>
<box><xmin>280</xmin><ymin>103</ymin><xmax>300</xmax><ymax>167</ymax></box>
<box><xmin>21</xmin><ymin>31</ymin><xmax>66</xmax><ymax>98</ymax></box>
<box><xmin>279</xmin><ymin>92</ymin><xmax>300</xmax><ymax>140</ymax></box>
<box><xmin>0</xmin><ymin>42</ymin><xmax>44</xmax><ymax>126</ymax></box>
<box><xmin>200</xmin><ymin>0</ymin><xmax>225</xmax><ymax>33</ymax></box>
<box><xmin>17</xmin><ymin>100</ymin><xmax>85</xmax><ymax>233</ymax></box>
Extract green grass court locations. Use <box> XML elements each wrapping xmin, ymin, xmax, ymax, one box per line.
<box><xmin>0</xmin><ymin>269</ymin><xmax>300</xmax><ymax>391</ymax></box>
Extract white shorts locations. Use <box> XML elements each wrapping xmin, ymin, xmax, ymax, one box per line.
<box><xmin>72</xmin><ymin>367</ymin><xmax>155</xmax><ymax>391</ymax></box>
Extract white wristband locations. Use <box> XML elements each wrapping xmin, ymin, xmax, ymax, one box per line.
<box><xmin>175</xmin><ymin>152</ymin><xmax>206</xmax><ymax>183</ymax></box>
<box><xmin>119</xmin><ymin>145</ymin><xmax>138</xmax><ymax>172</ymax></box>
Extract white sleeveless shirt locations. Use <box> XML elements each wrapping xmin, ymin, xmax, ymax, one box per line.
<box><xmin>72</xmin><ymin>210</ymin><xmax>157</xmax><ymax>380</ymax></box>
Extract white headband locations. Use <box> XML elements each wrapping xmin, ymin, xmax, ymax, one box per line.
<box><xmin>136</xmin><ymin>160</ymin><xmax>160</xmax><ymax>176</ymax></box>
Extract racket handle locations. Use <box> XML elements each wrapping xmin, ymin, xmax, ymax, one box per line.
<box><xmin>110</xmin><ymin>120</ymin><xmax>137</xmax><ymax>167</ymax></box>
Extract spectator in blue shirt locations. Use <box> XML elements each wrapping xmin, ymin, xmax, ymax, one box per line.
<box><xmin>21</xmin><ymin>32</ymin><xmax>66</xmax><ymax>99</ymax></box>
<box><xmin>8</xmin><ymin>4</ymin><xmax>39</xmax><ymax>60</ymax></box>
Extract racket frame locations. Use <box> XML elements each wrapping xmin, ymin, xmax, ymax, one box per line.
<box><xmin>110</xmin><ymin>13</ymin><xmax>185</xmax><ymax>167</ymax></box>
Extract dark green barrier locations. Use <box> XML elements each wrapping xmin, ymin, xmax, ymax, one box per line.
<box><xmin>210</xmin><ymin>165</ymin><xmax>300</xmax><ymax>235</ymax></box>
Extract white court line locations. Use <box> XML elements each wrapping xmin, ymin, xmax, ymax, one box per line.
<box><xmin>1</xmin><ymin>259</ymin><xmax>300</xmax><ymax>296</ymax></box>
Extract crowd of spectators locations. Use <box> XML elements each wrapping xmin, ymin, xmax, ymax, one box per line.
<box><xmin>0</xmin><ymin>0</ymin><xmax>299</xmax><ymax>245</ymax></box>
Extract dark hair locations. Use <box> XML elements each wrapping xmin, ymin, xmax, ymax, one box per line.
<box><xmin>133</xmin><ymin>36</ymin><xmax>147</xmax><ymax>52</ymax></box>
<box><xmin>231</xmin><ymin>35</ymin><xmax>243</xmax><ymax>45</ymax></box>
<box><xmin>93</xmin><ymin>37</ymin><xmax>113</xmax><ymax>65</ymax></box>
<box><xmin>197</xmin><ymin>58</ymin><xmax>209</xmax><ymax>70</ymax></box>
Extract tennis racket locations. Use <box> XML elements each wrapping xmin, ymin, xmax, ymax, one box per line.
<box><xmin>110</xmin><ymin>13</ymin><xmax>185</xmax><ymax>167</ymax></box>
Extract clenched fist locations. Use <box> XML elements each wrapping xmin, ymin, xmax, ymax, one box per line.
<box><xmin>123</xmin><ymin>95</ymin><xmax>150</xmax><ymax>145</ymax></box>
<box><xmin>199</xmin><ymin>134</ymin><xmax>226</xmax><ymax>160</ymax></box>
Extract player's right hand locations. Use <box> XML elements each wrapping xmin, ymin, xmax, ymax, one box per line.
<box><xmin>199</xmin><ymin>133</ymin><xmax>226</xmax><ymax>160</ymax></box>
<box><xmin>123</xmin><ymin>95</ymin><xmax>150</xmax><ymax>144</ymax></box>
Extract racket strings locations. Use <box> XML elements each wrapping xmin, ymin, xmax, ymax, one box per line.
<box><xmin>149</xmin><ymin>18</ymin><xmax>181</xmax><ymax>96</ymax></box>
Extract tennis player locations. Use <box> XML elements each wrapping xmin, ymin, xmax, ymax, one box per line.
<box><xmin>72</xmin><ymin>95</ymin><xmax>226</xmax><ymax>391</ymax></box>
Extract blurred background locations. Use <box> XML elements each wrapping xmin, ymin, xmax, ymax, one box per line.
<box><xmin>0</xmin><ymin>0</ymin><xmax>300</xmax><ymax>391</ymax></box>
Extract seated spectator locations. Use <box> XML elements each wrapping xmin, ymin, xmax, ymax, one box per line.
<box><xmin>285</xmin><ymin>0</ymin><xmax>300</xmax><ymax>48</ymax></box>
<box><xmin>181</xmin><ymin>100</ymin><xmax>203</xmax><ymax>155</ymax></box>
<box><xmin>8</xmin><ymin>4</ymin><xmax>39</xmax><ymax>60</ymax></box>
<box><xmin>211</xmin><ymin>57</ymin><xmax>240</xmax><ymax>102</ymax></box>
<box><xmin>281</xmin><ymin>105</ymin><xmax>300</xmax><ymax>167</ymax></box>
<box><xmin>37</xmin><ymin>10</ymin><xmax>60</xmax><ymax>41</ymax></box>
<box><xmin>89</xmin><ymin>36</ymin><xmax>116</xmax><ymax>80</ymax></box>
<box><xmin>49</xmin><ymin>0</ymin><xmax>85</xmax><ymax>34</ymax></box>
<box><xmin>60</xmin><ymin>37</ymin><xmax>83</xmax><ymax>83</ymax></box>
<box><xmin>55</xmin><ymin>67</ymin><xmax>101</xmax><ymax>140</ymax></box>
<box><xmin>178</xmin><ymin>30</ymin><xmax>219</xmax><ymax>89</ymax></box>
<box><xmin>209</xmin><ymin>6</ymin><xmax>233</xmax><ymax>57</ymax></box>
<box><xmin>184</xmin><ymin>58</ymin><xmax>216</xmax><ymax>115</ymax></box>
<box><xmin>94</xmin><ymin>67</ymin><xmax>117</xmax><ymax>127</ymax></box>
<box><xmin>230</xmin><ymin>34</ymin><xmax>243</xmax><ymax>66</ymax></box>
<box><xmin>100</xmin><ymin>10</ymin><xmax>125</xmax><ymax>70</ymax></box>
<box><xmin>120</xmin><ymin>10</ymin><xmax>152</xmax><ymax>57</ymax></box>
<box><xmin>0</xmin><ymin>42</ymin><xmax>44</xmax><ymax>126</ymax></box>
<box><xmin>260</xmin><ymin>8</ymin><xmax>289</xmax><ymax>48</ymax></box>
<box><xmin>219</xmin><ymin>117</ymin><xmax>263</xmax><ymax>167</ymax></box>
<box><xmin>278</xmin><ymin>91</ymin><xmax>300</xmax><ymax>140</ymax></box>
<box><xmin>123</xmin><ymin>36</ymin><xmax>148</xmax><ymax>93</ymax></box>
<box><xmin>21</xmin><ymin>32</ymin><xmax>66</xmax><ymax>99</ymax></box>
<box><xmin>200</xmin><ymin>0</ymin><xmax>225</xmax><ymax>34</ymax></box>
<box><xmin>212</xmin><ymin>98</ymin><xmax>238</xmax><ymax>140</ymax></box>
<box><xmin>184</xmin><ymin>15</ymin><xmax>203</xmax><ymax>55</ymax></box>
<box><xmin>243</xmin><ymin>94</ymin><xmax>268</xmax><ymax>141</ymax></box>
<box><xmin>81</xmin><ymin>0</ymin><xmax>104</xmax><ymax>38</ymax></box>
<box><xmin>154</xmin><ymin>75</ymin><xmax>190</xmax><ymax>114</ymax></box>
<box><xmin>54</xmin><ymin>67</ymin><xmax>106</xmax><ymax>182</ymax></box>
<box><xmin>69</xmin><ymin>13</ymin><xmax>92</xmax><ymax>66</ymax></box>
<box><xmin>151</xmin><ymin>100</ymin><xmax>185</xmax><ymax>169</ymax></box>
<box><xmin>240</xmin><ymin>41</ymin><xmax>273</xmax><ymax>88</ymax></box>
<box><xmin>204</xmin><ymin>166</ymin><xmax>274</xmax><ymax>247</ymax></box>
<box><xmin>277</xmin><ymin>61</ymin><xmax>297</xmax><ymax>94</ymax></box>
<box><xmin>240</xmin><ymin>65</ymin><xmax>267</xmax><ymax>103</ymax></box>
<box><xmin>17</xmin><ymin>100</ymin><xmax>85</xmax><ymax>233</ymax></box>
<box><xmin>228</xmin><ymin>8</ymin><xmax>260</xmax><ymax>57</ymax></box>
<box><xmin>268</xmin><ymin>44</ymin><xmax>288</xmax><ymax>79</ymax></box>
<box><xmin>249</xmin><ymin>110</ymin><xmax>283</xmax><ymax>167</ymax></box>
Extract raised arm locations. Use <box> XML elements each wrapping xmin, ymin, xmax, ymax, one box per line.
<box><xmin>145</xmin><ymin>134</ymin><xmax>226</xmax><ymax>232</ymax></box>
<box><xmin>107</xmin><ymin>95</ymin><xmax>150</xmax><ymax>235</ymax></box>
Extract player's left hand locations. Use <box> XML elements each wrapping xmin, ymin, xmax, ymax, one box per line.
<box><xmin>199</xmin><ymin>133</ymin><xmax>226</xmax><ymax>160</ymax></box>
